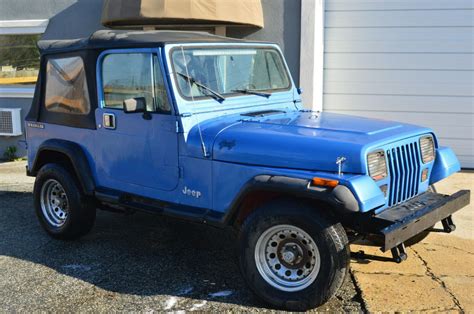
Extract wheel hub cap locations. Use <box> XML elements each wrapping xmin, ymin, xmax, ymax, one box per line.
<box><xmin>40</xmin><ymin>179</ymin><xmax>69</xmax><ymax>228</ymax></box>
<box><xmin>254</xmin><ymin>224</ymin><xmax>321</xmax><ymax>292</ymax></box>
<box><xmin>278</xmin><ymin>239</ymin><xmax>308</xmax><ymax>268</ymax></box>
<box><xmin>282</xmin><ymin>250</ymin><xmax>296</xmax><ymax>264</ymax></box>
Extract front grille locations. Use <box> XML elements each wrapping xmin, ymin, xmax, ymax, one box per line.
<box><xmin>386</xmin><ymin>142</ymin><xmax>422</xmax><ymax>207</ymax></box>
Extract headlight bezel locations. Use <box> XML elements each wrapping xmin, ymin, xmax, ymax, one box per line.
<box><xmin>367</xmin><ymin>150</ymin><xmax>388</xmax><ymax>181</ymax></box>
<box><xmin>419</xmin><ymin>135</ymin><xmax>435</xmax><ymax>164</ymax></box>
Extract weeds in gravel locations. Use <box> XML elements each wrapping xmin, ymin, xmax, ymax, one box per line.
<box><xmin>1</xmin><ymin>146</ymin><xmax>25</xmax><ymax>162</ymax></box>
<box><xmin>3</xmin><ymin>146</ymin><xmax>17</xmax><ymax>161</ymax></box>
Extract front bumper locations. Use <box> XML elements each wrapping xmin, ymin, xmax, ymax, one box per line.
<box><xmin>356</xmin><ymin>190</ymin><xmax>470</xmax><ymax>252</ymax></box>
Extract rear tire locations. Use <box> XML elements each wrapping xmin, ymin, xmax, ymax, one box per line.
<box><xmin>238</xmin><ymin>199</ymin><xmax>349</xmax><ymax>311</ymax></box>
<box><xmin>34</xmin><ymin>163</ymin><xmax>96</xmax><ymax>240</ymax></box>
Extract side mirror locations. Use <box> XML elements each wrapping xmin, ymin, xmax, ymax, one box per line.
<box><xmin>123</xmin><ymin>97</ymin><xmax>146</xmax><ymax>113</ymax></box>
<box><xmin>297</xmin><ymin>87</ymin><xmax>303</xmax><ymax>95</ymax></box>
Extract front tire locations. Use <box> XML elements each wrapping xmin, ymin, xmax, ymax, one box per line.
<box><xmin>34</xmin><ymin>163</ymin><xmax>96</xmax><ymax>240</ymax></box>
<box><xmin>238</xmin><ymin>199</ymin><xmax>349</xmax><ymax>311</ymax></box>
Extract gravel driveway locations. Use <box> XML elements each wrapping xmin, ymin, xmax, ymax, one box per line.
<box><xmin>0</xmin><ymin>161</ymin><xmax>362</xmax><ymax>312</ymax></box>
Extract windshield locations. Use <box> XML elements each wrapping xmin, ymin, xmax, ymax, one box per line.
<box><xmin>171</xmin><ymin>47</ymin><xmax>291</xmax><ymax>100</ymax></box>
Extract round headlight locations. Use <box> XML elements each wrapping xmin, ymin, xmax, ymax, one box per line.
<box><xmin>420</xmin><ymin>135</ymin><xmax>435</xmax><ymax>163</ymax></box>
<box><xmin>367</xmin><ymin>150</ymin><xmax>387</xmax><ymax>181</ymax></box>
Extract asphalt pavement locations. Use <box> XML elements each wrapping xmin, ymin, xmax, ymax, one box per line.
<box><xmin>0</xmin><ymin>161</ymin><xmax>362</xmax><ymax>312</ymax></box>
<box><xmin>2</xmin><ymin>161</ymin><xmax>472</xmax><ymax>312</ymax></box>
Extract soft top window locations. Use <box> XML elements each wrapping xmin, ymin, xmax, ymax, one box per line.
<box><xmin>44</xmin><ymin>56</ymin><xmax>90</xmax><ymax>115</ymax></box>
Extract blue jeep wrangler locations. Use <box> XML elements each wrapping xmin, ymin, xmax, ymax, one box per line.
<box><xmin>26</xmin><ymin>30</ymin><xmax>470</xmax><ymax>310</ymax></box>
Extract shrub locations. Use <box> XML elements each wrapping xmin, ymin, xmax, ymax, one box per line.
<box><xmin>3</xmin><ymin>145</ymin><xmax>17</xmax><ymax>161</ymax></box>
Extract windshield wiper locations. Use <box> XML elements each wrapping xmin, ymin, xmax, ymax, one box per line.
<box><xmin>176</xmin><ymin>72</ymin><xmax>225</xmax><ymax>102</ymax></box>
<box><xmin>231</xmin><ymin>89</ymin><xmax>271</xmax><ymax>98</ymax></box>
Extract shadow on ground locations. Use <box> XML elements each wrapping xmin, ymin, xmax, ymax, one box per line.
<box><xmin>0</xmin><ymin>189</ymin><xmax>362</xmax><ymax>311</ymax></box>
<box><xmin>0</xmin><ymin>191</ymin><xmax>263</xmax><ymax>306</ymax></box>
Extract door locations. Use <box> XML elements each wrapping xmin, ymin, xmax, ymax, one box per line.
<box><xmin>95</xmin><ymin>49</ymin><xmax>179</xmax><ymax>192</ymax></box>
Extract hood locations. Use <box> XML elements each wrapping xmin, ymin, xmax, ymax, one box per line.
<box><xmin>185</xmin><ymin>111</ymin><xmax>433</xmax><ymax>174</ymax></box>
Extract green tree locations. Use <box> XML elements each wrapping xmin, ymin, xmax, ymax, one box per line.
<box><xmin>0</xmin><ymin>34</ymin><xmax>40</xmax><ymax>70</ymax></box>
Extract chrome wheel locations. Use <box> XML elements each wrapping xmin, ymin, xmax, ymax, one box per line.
<box><xmin>40</xmin><ymin>179</ymin><xmax>69</xmax><ymax>227</ymax></box>
<box><xmin>255</xmin><ymin>224</ymin><xmax>321</xmax><ymax>292</ymax></box>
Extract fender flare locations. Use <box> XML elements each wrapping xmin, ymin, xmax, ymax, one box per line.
<box><xmin>30</xmin><ymin>139</ymin><xmax>95</xmax><ymax>195</ymax></box>
<box><xmin>222</xmin><ymin>175</ymin><xmax>360</xmax><ymax>225</ymax></box>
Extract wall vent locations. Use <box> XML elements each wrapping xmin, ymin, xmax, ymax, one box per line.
<box><xmin>0</xmin><ymin>108</ymin><xmax>22</xmax><ymax>136</ymax></box>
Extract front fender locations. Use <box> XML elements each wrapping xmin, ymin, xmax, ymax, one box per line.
<box><xmin>221</xmin><ymin>171</ymin><xmax>386</xmax><ymax>225</ymax></box>
<box><xmin>342</xmin><ymin>175</ymin><xmax>386</xmax><ymax>212</ymax></box>
<box><xmin>430</xmin><ymin>146</ymin><xmax>461</xmax><ymax>185</ymax></box>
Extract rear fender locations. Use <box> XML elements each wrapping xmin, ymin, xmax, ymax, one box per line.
<box><xmin>30</xmin><ymin>139</ymin><xmax>95</xmax><ymax>195</ymax></box>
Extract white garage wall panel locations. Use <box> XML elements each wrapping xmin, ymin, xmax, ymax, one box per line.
<box><xmin>323</xmin><ymin>0</ymin><xmax>474</xmax><ymax>168</ymax></box>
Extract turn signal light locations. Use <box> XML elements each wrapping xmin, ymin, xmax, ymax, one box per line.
<box><xmin>311</xmin><ymin>177</ymin><xmax>339</xmax><ymax>188</ymax></box>
<box><xmin>421</xmin><ymin>168</ymin><xmax>429</xmax><ymax>182</ymax></box>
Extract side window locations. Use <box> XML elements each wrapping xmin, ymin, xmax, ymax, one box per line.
<box><xmin>44</xmin><ymin>57</ymin><xmax>90</xmax><ymax>115</ymax></box>
<box><xmin>102</xmin><ymin>53</ymin><xmax>170</xmax><ymax>113</ymax></box>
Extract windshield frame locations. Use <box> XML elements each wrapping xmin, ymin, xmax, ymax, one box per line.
<box><xmin>168</xmin><ymin>44</ymin><xmax>293</xmax><ymax>102</ymax></box>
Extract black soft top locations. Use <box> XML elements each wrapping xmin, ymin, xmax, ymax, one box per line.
<box><xmin>38</xmin><ymin>29</ymin><xmax>261</xmax><ymax>54</ymax></box>
<box><xmin>29</xmin><ymin>30</ymin><xmax>269</xmax><ymax>130</ymax></box>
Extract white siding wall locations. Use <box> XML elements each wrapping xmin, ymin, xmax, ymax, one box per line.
<box><xmin>323</xmin><ymin>0</ymin><xmax>474</xmax><ymax>168</ymax></box>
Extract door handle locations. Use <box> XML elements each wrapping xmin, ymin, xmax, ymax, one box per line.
<box><xmin>103</xmin><ymin>113</ymin><xmax>116</xmax><ymax>129</ymax></box>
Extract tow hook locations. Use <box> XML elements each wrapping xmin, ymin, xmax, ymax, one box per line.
<box><xmin>441</xmin><ymin>215</ymin><xmax>456</xmax><ymax>233</ymax></box>
<box><xmin>391</xmin><ymin>243</ymin><xmax>408</xmax><ymax>263</ymax></box>
<box><xmin>391</xmin><ymin>215</ymin><xmax>456</xmax><ymax>263</ymax></box>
